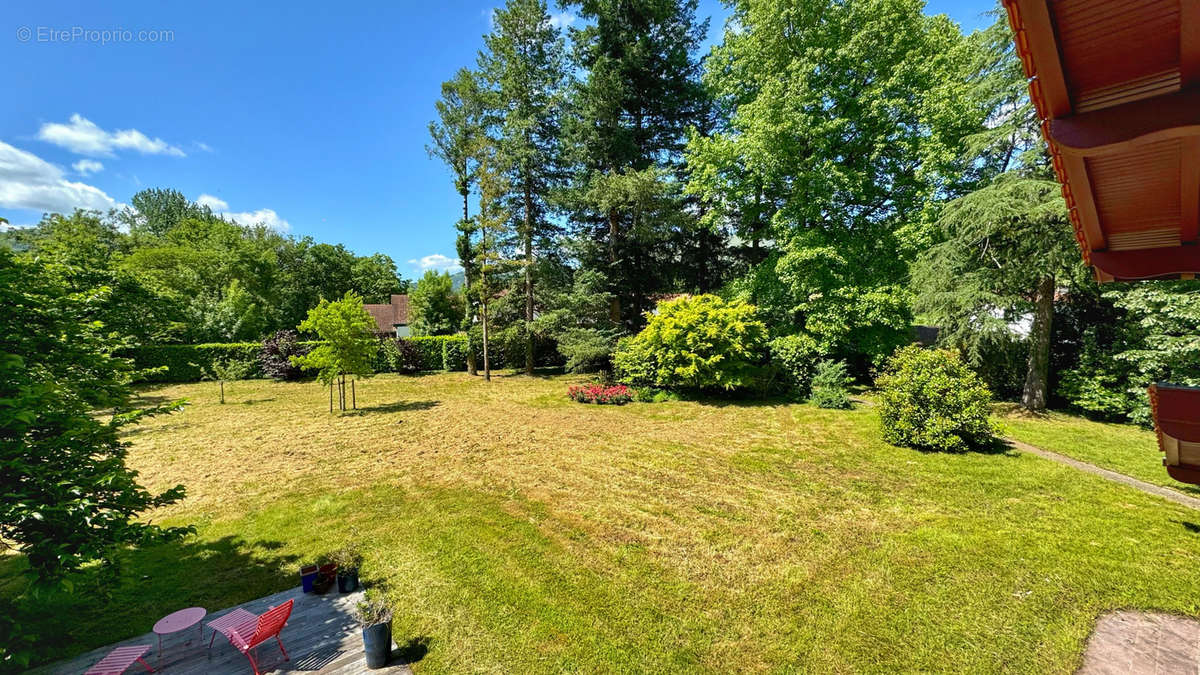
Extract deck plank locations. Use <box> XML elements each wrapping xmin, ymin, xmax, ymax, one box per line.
<box><xmin>32</xmin><ymin>587</ymin><xmax>414</xmax><ymax>675</ymax></box>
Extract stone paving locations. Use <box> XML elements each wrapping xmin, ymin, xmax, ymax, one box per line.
<box><xmin>1079</xmin><ymin>611</ymin><xmax>1200</xmax><ymax>674</ymax></box>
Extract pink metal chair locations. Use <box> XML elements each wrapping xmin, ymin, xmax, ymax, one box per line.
<box><xmin>206</xmin><ymin>598</ymin><xmax>294</xmax><ymax>675</ymax></box>
<box><xmin>83</xmin><ymin>645</ymin><xmax>154</xmax><ymax>675</ymax></box>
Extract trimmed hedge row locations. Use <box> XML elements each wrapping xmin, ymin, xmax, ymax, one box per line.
<box><xmin>121</xmin><ymin>343</ymin><xmax>266</xmax><ymax>383</ymax></box>
<box><xmin>124</xmin><ymin>335</ymin><xmax>472</xmax><ymax>383</ymax></box>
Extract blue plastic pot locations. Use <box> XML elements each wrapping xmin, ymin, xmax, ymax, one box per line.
<box><xmin>300</xmin><ymin>565</ymin><xmax>318</xmax><ymax>593</ymax></box>
<box><xmin>362</xmin><ymin>621</ymin><xmax>392</xmax><ymax>669</ymax></box>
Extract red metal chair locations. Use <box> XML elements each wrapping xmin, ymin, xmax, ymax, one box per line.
<box><xmin>206</xmin><ymin>598</ymin><xmax>294</xmax><ymax>675</ymax></box>
<box><xmin>83</xmin><ymin>645</ymin><xmax>154</xmax><ymax>675</ymax></box>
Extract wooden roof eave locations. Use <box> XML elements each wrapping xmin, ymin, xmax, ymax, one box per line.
<box><xmin>1003</xmin><ymin>0</ymin><xmax>1200</xmax><ymax>282</ymax></box>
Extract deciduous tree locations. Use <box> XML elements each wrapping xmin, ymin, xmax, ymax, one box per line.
<box><xmin>409</xmin><ymin>270</ymin><xmax>465</xmax><ymax>336</ymax></box>
<box><xmin>293</xmin><ymin>292</ymin><xmax>377</xmax><ymax>411</ymax></box>
<box><xmin>912</xmin><ymin>12</ymin><xmax>1081</xmax><ymax>411</ymax></box>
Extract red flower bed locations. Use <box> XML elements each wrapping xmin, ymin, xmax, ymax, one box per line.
<box><xmin>568</xmin><ymin>383</ymin><xmax>632</xmax><ymax>405</ymax></box>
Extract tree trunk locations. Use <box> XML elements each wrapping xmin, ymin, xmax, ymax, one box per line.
<box><xmin>524</xmin><ymin>181</ymin><xmax>535</xmax><ymax>376</ymax></box>
<box><xmin>219</xmin><ymin>380</ymin><xmax>224</xmax><ymax>405</ymax></box>
<box><xmin>351</xmin><ymin>378</ymin><xmax>356</xmax><ymax>410</ymax></box>
<box><xmin>1021</xmin><ymin>275</ymin><xmax>1054</xmax><ymax>411</ymax></box>
<box><xmin>608</xmin><ymin>207</ymin><xmax>621</xmax><ymax>324</ymax></box>
<box><xmin>462</xmin><ymin>189</ymin><xmax>477</xmax><ymax>376</ymax></box>
<box><xmin>329</xmin><ymin>380</ymin><xmax>333</xmax><ymax>413</ymax></box>
<box><xmin>481</xmin><ymin>298</ymin><xmax>491</xmax><ymax>382</ymax></box>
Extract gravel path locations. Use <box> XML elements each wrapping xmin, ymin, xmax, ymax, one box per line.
<box><xmin>1006</xmin><ymin>438</ymin><xmax>1200</xmax><ymax>511</ymax></box>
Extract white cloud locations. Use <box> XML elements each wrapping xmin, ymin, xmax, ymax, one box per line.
<box><xmin>38</xmin><ymin>114</ymin><xmax>186</xmax><ymax>157</ymax></box>
<box><xmin>548</xmin><ymin>11</ymin><xmax>576</xmax><ymax>28</ymax></box>
<box><xmin>72</xmin><ymin>159</ymin><xmax>104</xmax><ymax>176</ymax></box>
<box><xmin>409</xmin><ymin>253</ymin><xmax>462</xmax><ymax>272</ymax></box>
<box><xmin>194</xmin><ymin>193</ymin><xmax>289</xmax><ymax>232</ymax></box>
<box><xmin>0</xmin><ymin>140</ymin><xmax>120</xmax><ymax>214</ymax></box>
<box><xmin>193</xmin><ymin>141</ymin><xmax>214</xmax><ymax>152</ymax></box>
<box><xmin>224</xmin><ymin>208</ymin><xmax>290</xmax><ymax>232</ymax></box>
<box><xmin>195</xmin><ymin>193</ymin><xmax>229</xmax><ymax>211</ymax></box>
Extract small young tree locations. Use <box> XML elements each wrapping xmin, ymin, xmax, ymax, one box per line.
<box><xmin>809</xmin><ymin>359</ymin><xmax>852</xmax><ymax>409</ymax></box>
<box><xmin>534</xmin><ymin>268</ymin><xmax>620</xmax><ymax>373</ymax></box>
<box><xmin>202</xmin><ymin>358</ymin><xmax>254</xmax><ymax>404</ymax></box>
<box><xmin>292</xmin><ymin>292</ymin><xmax>377</xmax><ymax>411</ymax></box>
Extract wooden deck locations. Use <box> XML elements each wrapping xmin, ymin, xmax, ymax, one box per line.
<box><xmin>33</xmin><ymin>586</ymin><xmax>415</xmax><ymax>675</ymax></box>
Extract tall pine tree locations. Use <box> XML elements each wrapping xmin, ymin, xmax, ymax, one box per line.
<box><xmin>429</xmin><ymin>67</ymin><xmax>489</xmax><ymax>374</ymax></box>
<box><xmin>564</xmin><ymin>0</ymin><xmax>709</xmax><ymax>329</ymax></box>
<box><xmin>479</xmin><ymin>0</ymin><xmax>568</xmax><ymax>374</ymax></box>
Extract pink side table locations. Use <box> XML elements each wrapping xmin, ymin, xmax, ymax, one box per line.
<box><xmin>153</xmin><ymin>606</ymin><xmax>206</xmax><ymax>667</ymax></box>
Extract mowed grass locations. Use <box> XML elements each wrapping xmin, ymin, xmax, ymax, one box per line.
<box><xmin>997</xmin><ymin>404</ymin><xmax>1200</xmax><ymax>497</ymax></box>
<box><xmin>9</xmin><ymin>373</ymin><xmax>1200</xmax><ymax>672</ymax></box>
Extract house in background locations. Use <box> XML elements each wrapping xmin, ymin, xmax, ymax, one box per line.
<box><xmin>364</xmin><ymin>294</ymin><xmax>411</xmax><ymax>337</ymax></box>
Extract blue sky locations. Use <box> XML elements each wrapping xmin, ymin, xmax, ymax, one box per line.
<box><xmin>1</xmin><ymin>0</ymin><xmax>994</xmax><ymax>279</ymax></box>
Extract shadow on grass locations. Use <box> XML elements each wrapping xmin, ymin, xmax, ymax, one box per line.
<box><xmin>3</xmin><ymin>534</ymin><xmax>299</xmax><ymax>668</ymax></box>
<box><xmin>1174</xmin><ymin>520</ymin><xmax>1200</xmax><ymax>534</ymax></box>
<box><xmin>349</xmin><ymin>400</ymin><xmax>440</xmax><ymax>415</ymax></box>
<box><xmin>239</xmin><ymin>397</ymin><xmax>277</xmax><ymax>405</ymax></box>
<box><xmin>898</xmin><ymin>436</ymin><xmax>1020</xmax><ymax>457</ymax></box>
<box><xmin>393</xmin><ymin>635</ymin><xmax>432</xmax><ymax>664</ymax></box>
<box><xmin>687</xmin><ymin>392</ymin><xmax>799</xmax><ymax>409</ymax></box>
<box><xmin>494</xmin><ymin>367</ymin><xmax>567</xmax><ymax>380</ymax></box>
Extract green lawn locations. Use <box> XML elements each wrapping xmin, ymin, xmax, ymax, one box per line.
<box><xmin>996</xmin><ymin>404</ymin><xmax>1200</xmax><ymax>497</ymax></box>
<box><xmin>7</xmin><ymin>373</ymin><xmax>1200</xmax><ymax>673</ymax></box>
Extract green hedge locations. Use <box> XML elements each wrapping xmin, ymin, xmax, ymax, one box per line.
<box><xmin>407</xmin><ymin>336</ymin><xmax>451</xmax><ymax>371</ymax></box>
<box><xmin>121</xmin><ymin>343</ymin><xmax>265</xmax><ymax>383</ymax></box>
<box><xmin>125</xmin><ymin>335</ymin><xmax>472</xmax><ymax>383</ymax></box>
<box><xmin>442</xmin><ymin>336</ymin><xmax>469</xmax><ymax>371</ymax></box>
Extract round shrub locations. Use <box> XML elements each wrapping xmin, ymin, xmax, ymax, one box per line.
<box><xmin>809</xmin><ymin>359</ymin><xmax>852</xmax><ymax>409</ymax></box>
<box><xmin>260</xmin><ymin>330</ymin><xmax>311</xmax><ymax>381</ymax></box>
<box><xmin>769</xmin><ymin>333</ymin><xmax>821</xmax><ymax>395</ymax></box>
<box><xmin>612</xmin><ymin>294</ymin><xmax>769</xmax><ymax>391</ymax></box>
<box><xmin>876</xmin><ymin>346</ymin><xmax>996</xmax><ymax>452</ymax></box>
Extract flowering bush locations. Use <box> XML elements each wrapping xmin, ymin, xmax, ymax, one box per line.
<box><xmin>568</xmin><ymin>384</ymin><xmax>633</xmax><ymax>405</ymax></box>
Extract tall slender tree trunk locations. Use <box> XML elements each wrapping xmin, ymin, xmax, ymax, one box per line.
<box><xmin>1021</xmin><ymin>274</ymin><xmax>1055</xmax><ymax>411</ymax></box>
<box><xmin>461</xmin><ymin>188</ymin><xmax>477</xmax><ymax>376</ymax></box>
<box><xmin>481</xmin><ymin>297</ymin><xmax>491</xmax><ymax>382</ymax></box>
<box><xmin>524</xmin><ymin>181</ymin><xmax>535</xmax><ymax>376</ymax></box>
<box><xmin>608</xmin><ymin>207</ymin><xmax>621</xmax><ymax>324</ymax></box>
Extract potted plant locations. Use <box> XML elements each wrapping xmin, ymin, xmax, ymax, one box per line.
<box><xmin>311</xmin><ymin>561</ymin><xmax>338</xmax><ymax>594</ymax></box>
<box><xmin>299</xmin><ymin>564</ymin><xmax>319</xmax><ymax>593</ymax></box>
<box><xmin>330</xmin><ymin>544</ymin><xmax>362</xmax><ymax>593</ymax></box>
<box><xmin>354</xmin><ymin>594</ymin><xmax>393</xmax><ymax>669</ymax></box>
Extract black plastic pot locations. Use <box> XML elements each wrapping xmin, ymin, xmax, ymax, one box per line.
<box><xmin>337</xmin><ymin>568</ymin><xmax>359</xmax><ymax>593</ymax></box>
<box><xmin>362</xmin><ymin>621</ymin><xmax>392</xmax><ymax>669</ymax></box>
